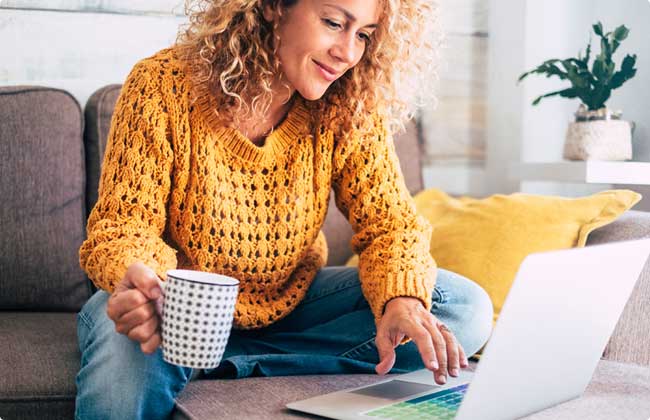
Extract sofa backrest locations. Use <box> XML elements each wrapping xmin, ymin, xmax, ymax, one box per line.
<box><xmin>0</xmin><ymin>86</ymin><xmax>92</xmax><ymax>311</ymax></box>
<box><xmin>83</xmin><ymin>85</ymin><xmax>121</xmax><ymax>219</ymax></box>
<box><xmin>587</xmin><ymin>210</ymin><xmax>650</xmax><ymax>366</ymax></box>
<box><xmin>84</xmin><ymin>85</ymin><xmax>424</xmax><ymax>266</ymax></box>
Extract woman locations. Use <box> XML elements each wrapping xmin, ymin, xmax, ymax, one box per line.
<box><xmin>75</xmin><ymin>0</ymin><xmax>494</xmax><ymax>418</ymax></box>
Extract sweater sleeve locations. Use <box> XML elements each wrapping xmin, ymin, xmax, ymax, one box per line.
<box><xmin>332</xmin><ymin>118</ymin><xmax>436</xmax><ymax>325</ymax></box>
<box><xmin>79</xmin><ymin>61</ymin><xmax>177</xmax><ymax>293</ymax></box>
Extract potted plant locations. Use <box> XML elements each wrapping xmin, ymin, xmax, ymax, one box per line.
<box><xmin>518</xmin><ymin>22</ymin><xmax>637</xmax><ymax>161</ymax></box>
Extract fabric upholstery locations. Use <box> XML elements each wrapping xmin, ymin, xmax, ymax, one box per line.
<box><xmin>0</xmin><ymin>86</ymin><xmax>91</xmax><ymax>310</ymax></box>
<box><xmin>588</xmin><ymin>210</ymin><xmax>650</xmax><ymax>366</ymax></box>
<box><xmin>83</xmin><ymin>84</ymin><xmax>121</xmax><ymax>218</ymax></box>
<box><xmin>172</xmin><ymin>360</ymin><xmax>650</xmax><ymax>420</ymax></box>
<box><xmin>522</xmin><ymin>360</ymin><xmax>650</xmax><ymax>420</ymax></box>
<box><xmin>0</xmin><ymin>313</ymin><xmax>79</xmax><ymax>419</ymax></box>
<box><xmin>322</xmin><ymin>119</ymin><xmax>423</xmax><ymax>266</ymax></box>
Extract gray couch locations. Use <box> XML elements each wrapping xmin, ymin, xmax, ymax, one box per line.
<box><xmin>1</xmin><ymin>85</ymin><xmax>649</xmax><ymax>420</ymax></box>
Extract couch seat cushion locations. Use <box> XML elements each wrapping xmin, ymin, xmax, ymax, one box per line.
<box><xmin>0</xmin><ymin>313</ymin><xmax>79</xmax><ymax>419</ymax></box>
<box><xmin>173</xmin><ymin>360</ymin><xmax>649</xmax><ymax>420</ymax></box>
<box><xmin>523</xmin><ymin>360</ymin><xmax>650</xmax><ymax>419</ymax></box>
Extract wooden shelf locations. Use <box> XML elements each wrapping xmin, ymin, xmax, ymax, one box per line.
<box><xmin>510</xmin><ymin>161</ymin><xmax>650</xmax><ymax>185</ymax></box>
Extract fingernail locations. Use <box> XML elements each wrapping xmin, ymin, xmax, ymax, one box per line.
<box><xmin>450</xmin><ymin>368</ymin><xmax>459</xmax><ymax>377</ymax></box>
<box><xmin>151</xmin><ymin>288</ymin><xmax>161</xmax><ymax>299</ymax></box>
<box><xmin>430</xmin><ymin>360</ymin><xmax>439</xmax><ymax>370</ymax></box>
<box><xmin>437</xmin><ymin>375</ymin><xmax>447</xmax><ymax>384</ymax></box>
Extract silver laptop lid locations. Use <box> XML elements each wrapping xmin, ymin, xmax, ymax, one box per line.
<box><xmin>456</xmin><ymin>239</ymin><xmax>650</xmax><ymax>420</ymax></box>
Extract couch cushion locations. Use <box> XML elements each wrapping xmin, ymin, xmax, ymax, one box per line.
<box><xmin>83</xmin><ymin>84</ymin><xmax>121</xmax><ymax>218</ymax></box>
<box><xmin>522</xmin><ymin>360</ymin><xmax>650</xmax><ymax>420</ymax></box>
<box><xmin>588</xmin><ymin>210</ymin><xmax>650</xmax><ymax>366</ymax></box>
<box><xmin>0</xmin><ymin>86</ymin><xmax>91</xmax><ymax>310</ymax></box>
<box><xmin>0</xmin><ymin>312</ymin><xmax>79</xmax><ymax>419</ymax></box>
<box><xmin>173</xmin><ymin>360</ymin><xmax>649</xmax><ymax>420</ymax></box>
<box><xmin>322</xmin><ymin>120</ymin><xmax>423</xmax><ymax>266</ymax></box>
<box><xmin>174</xmin><ymin>373</ymin><xmax>384</xmax><ymax>420</ymax></box>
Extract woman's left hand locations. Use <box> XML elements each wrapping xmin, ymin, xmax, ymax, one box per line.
<box><xmin>375</xmin><ymin>296</ymin><xmax>468</xmax><ymax>385</ymax></box>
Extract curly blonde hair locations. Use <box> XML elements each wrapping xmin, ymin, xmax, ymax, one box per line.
<box><xmin>175</xmin><ymin>0</ymin><xmax>440</xmax><ymax>139</ymax></box>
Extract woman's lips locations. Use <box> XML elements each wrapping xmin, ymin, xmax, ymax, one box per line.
<box><xmin>313</xmin><ymin>60</ymin><xmax>338</xmax><ymax>82</ymax></box>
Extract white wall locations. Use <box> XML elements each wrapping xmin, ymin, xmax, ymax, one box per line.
<box><xmin>421</xmin><ymin>0</ymin><xmax>489</xmax><ymax>196</ymax></box>
<box><xmin>0</xmin><ymin>1</ymin><xmax>185</xmax><ymax>107</ymax></box>
<box><xmin>1</xmin><ymin>0</ymin><xmax>184</xmax><ymax>14</ymax></box>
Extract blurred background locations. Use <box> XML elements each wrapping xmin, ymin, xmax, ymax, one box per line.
<box><xmin>1</xmin><ymin>0</ymin><xmax>649</xmax><ymax>206</ymax></box>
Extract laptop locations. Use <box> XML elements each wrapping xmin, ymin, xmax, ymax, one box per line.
<box><xmin>287</xmin><ymin>239</ymin><xmax>650</xmax><ymax>420</ymax></box>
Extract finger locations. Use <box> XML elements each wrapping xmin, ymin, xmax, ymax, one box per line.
<box><xmin>124</xmin><ymin>262</ymin><xmax>163</xmax><ymax>301</ymax></box>
<box><xmin>421</xmin><ymin>318</ymin><xmax>448</xmax><ymax>385</ymax></box>
<box><xmin>154</xmin><ymin>295</ymin><xmax>165</xmax><ymax>318</ymax></box>
<box><xmin>127</xmin><ymin>314</ymin><xmax>160</xmax><ymax>343</ymax></box>
<box><xmin>407</xmin><ymin>324</ymin><xmax>439</xmax><ymax>373</ymax></box>
<box><xmin>439</xmin><ymin>323</ymin><xmax>460</xmax><ymax>377</ymax></box>
<box><xmin>375</xmin><ymin>333</ymin><xmax>397</xmax><ymax>375</ymax></box>
<box><xmin>106</xmin><ymin>289</ymin><xmax>149</xmax><ymax>321</ymax></box>
<box><xmin>140</xmin><ymin>332</ymin><xmax>162</xmax><ymax>355</ymax></box>
<box><xmin>114</xmin><ymin>301</ymin><xmax>156</xmax><ymax>335</ymax></box>
<box><xmin>458</xmin><ymin>342</ymin><xmax>469</xmax><ymax>368</ymax></box>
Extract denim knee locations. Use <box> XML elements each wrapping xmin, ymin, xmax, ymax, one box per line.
<box><xmin>433</xmin><ymin>269</ymin><xmax>494</xmax><ymax>358</ymax></box>
<box><xmin>75</xmin><ymin>291</ymin><xmax>193</xmax><ymax>420</ymax></box>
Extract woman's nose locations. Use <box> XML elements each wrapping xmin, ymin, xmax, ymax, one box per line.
<box><xmin>331</xmin><ymin>33</ymin><xmax>358</xmax><ymax>66</ymax></box>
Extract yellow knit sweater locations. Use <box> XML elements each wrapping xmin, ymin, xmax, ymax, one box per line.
<box><xmin>79</xmin><ymin>48</ymin><xmax>436</xmax><ymax>329</ymax></box>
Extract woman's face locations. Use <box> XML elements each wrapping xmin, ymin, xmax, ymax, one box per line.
<box><xmin>265</xmin><ymin>0</ymin><xmax>380</xmax><ymax>101</ymax></box>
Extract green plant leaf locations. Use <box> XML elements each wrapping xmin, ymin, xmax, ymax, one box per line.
<box><xmin>582</xmin><ymin>43</ymin><xmax>592</xmax><ymax>66</ymax></box>
<box><xmin>593</xmin><ymin>58</ymin><xmax>606</xmax><ymax>81</ymax></box>
<box><xmin>595</xmin><ymin>89</ymin><xmax>612</xmax><ymax>110</ymax></box>
<box><xmin>600</xmin><ymin>37</ymin><xmax>611</xmax><ymax>60</ymax></box>
<box><xmin>531</xmin><ymin>88</ymin><xmax>578</xmax><ymax>106</ymax></box>
<box><xmin>518</xmin><ymin>60</ymin><xmax>567</xmax><ymax>83</ymax></box>
<box><xmin>564</xmin><ymin>61</ymin><xmax>589</xmax><ymax>89</ymax></box>
<box><xmin>613</xmin><ymin>25</ymin><xmax>630</xmax><ymax>41</ymax></box>
<box><xmin>593</xmin><ymin>22</ymin><xmax>604</xmax><ymax>36</ymax></box>
<box><xmin>622</xmin><ymin>53</ymin><xmax>638</xmax><ymax>72</ymax></box>
<box><xmin>564</xmin><ymin>57</ymin><xmax>588</xmax><ymax>71</ymax></box>
<box><xmin>610</xmin><ymin>54</ymin><xmax>638</xmax><ymax>90</ymax></box>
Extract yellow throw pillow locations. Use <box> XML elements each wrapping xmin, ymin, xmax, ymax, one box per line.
<box><xmin>346</xmin><ymin>189</ymin><xmax>641</xmax><ymax>323</ymax></box>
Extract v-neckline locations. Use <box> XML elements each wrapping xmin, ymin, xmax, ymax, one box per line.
<box><xmin>215</xmin><ymin>97</ymin><xmax>311</xmax><ymax>164</ymax></box>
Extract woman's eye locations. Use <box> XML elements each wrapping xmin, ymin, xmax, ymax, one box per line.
<box><xmin>358</xmin><ymin>32</ymin><xmax>371</xmax><ymax>42</ymax></box>
<box><xmin>323</xmin><ymin>19</ymin><xmax>342</xmax><ymax>29</ymax></box>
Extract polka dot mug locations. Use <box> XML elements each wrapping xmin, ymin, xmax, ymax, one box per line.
<box><xmin>160</xmin><ymin>269</ymin><xmax>239</xmax><ymax>369</ymax></box>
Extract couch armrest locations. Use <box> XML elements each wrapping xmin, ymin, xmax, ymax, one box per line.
<box><xmin>587</xmin><ymin>210</ymin><xmax>650</xmax><ymax>366</ymax></box>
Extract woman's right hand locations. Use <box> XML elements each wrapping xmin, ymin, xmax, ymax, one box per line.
<box><xmin>106</xmin><ymin>261</ymin><xmax>165</xmax><ymax>354</ymax></box>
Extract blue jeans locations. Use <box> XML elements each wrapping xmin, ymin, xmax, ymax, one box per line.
<box><xmin>75</xmin><ymin>267</ymin><xmax>493</xmax><ymax>419</ymax></box>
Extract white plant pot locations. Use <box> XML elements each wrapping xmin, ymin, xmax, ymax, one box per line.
<box><xmin>563</xmin><ymin>119</ymin><xmax>633</xmax><ymax>161</ymax></box>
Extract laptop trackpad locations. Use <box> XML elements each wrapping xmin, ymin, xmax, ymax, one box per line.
<box><xmin>349</xmin><ymin>380</ymin><xmax>433</xmax><ymax>400</ymax></box>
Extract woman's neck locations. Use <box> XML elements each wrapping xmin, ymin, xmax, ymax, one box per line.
<box><xmin>238</xmin><ymin>84</ymin><xmax>296</xmax><ymax>146</ymax></box>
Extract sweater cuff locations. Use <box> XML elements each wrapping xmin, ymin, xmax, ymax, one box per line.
<box><xmin>79</xmin><ymin>227</ymin><xmax>178</xmax><ymax>293</ymax></box>
<box><xmin>360</xmin><ymin>260</ymin><xmax>436</xmax><ymax>327</ymax></box>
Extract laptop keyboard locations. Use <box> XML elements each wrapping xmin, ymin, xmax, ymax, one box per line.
<box><xmin>364</xmin><ymin>383</ymin><xmax>469</xmax><ymax>419</ymax></box>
